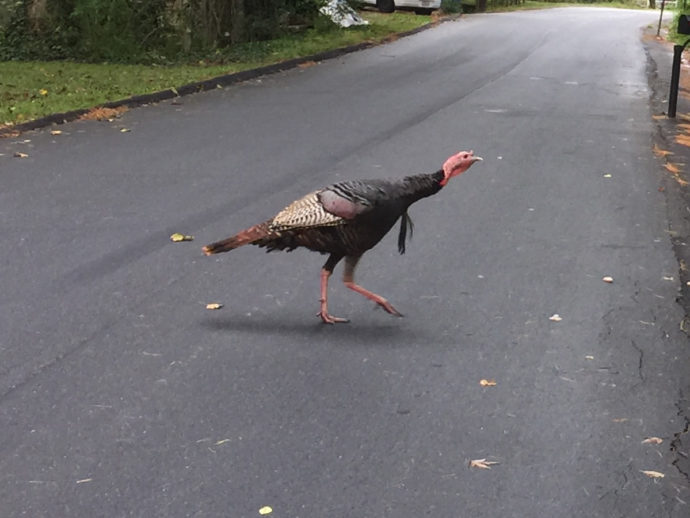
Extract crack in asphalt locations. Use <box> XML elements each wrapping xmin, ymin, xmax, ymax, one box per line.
<box><xmin>671</xmin><ymin>390</ymin><xmax>690</xmax><ymax>482</ymax></box>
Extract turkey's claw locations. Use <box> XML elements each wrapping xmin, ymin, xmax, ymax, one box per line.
<box><xmin>378</xmin><ymin>300</ymin><xmax>403</xmax><ymax>318</ymax></box>
<box><xmin>318</xmin><ymin>311</ymin><xmax>350</xmax><ymax>324</ymax></box>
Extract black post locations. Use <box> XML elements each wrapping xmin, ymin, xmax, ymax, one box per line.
<box><xmin>669</xmin><ymin>44</ymin><xmax>683</xmax><ymax>118</ymax></box>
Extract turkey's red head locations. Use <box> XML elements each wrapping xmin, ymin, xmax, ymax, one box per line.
<box><xmin>439</xmin><ymin>150</ymin><xmax>482</xmax><ymax>187</ymax></box>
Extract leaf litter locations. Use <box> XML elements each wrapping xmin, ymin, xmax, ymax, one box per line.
<box><xmin>170</xmin><ymin>233</ymin><xmax>193</xmax><ymax>242</ymax></box>
<box><xmin>469</xmin><ymin>458</ymin><xmax>499</xmax><ymax>470</ymax></box>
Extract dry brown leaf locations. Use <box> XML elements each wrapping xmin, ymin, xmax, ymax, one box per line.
<box><xmin>549</xmin><ymin>314</ymin><xmax>562</xmax><ymax>322</ymax></box>
<box><xmin>79</xmin><ymin>106</ymin><xmax>128</xmax><ymax>121</ymax></box>
<box><xmin>206</xmin><ymin>303</ymin><xmax>224</xmax><ymax>310</ymax></box>
<box><xmin>665</xmin><ymin>162</ymin><xmax>682</xmax><ymax>175</ymax></box>
<box><xmin>653</xmin><ymin>145</ymin><xmax>672</xmax><ymax>158</ymax></box>
<box><xmin>13</xmin><ymin>152</ymin><xmax>28</xmax><ymax>158</ymax></box>
<box><xmin>170</xmin><ymin>233</ymin><xmax>193</xmax><ymax>242</ymax></box>
<box><xmin>469</xmin><ymin>458</ymin><xmax>499</xmax><ymax>470</ymax></box>
<box><xmin>676</xmin><ymin>133</ymin><xmax>690</xmax><ymax>147</ymax></box>
<box><xmin>642</xmin><ymin>437</ymin><xmax>663</xmax><ymax>445</ymax></box>
<box><xmin>298</xmin><ymin>60</ymin><xmax>317</xmax><ymax>69</ymax></box>
<box><xmin>652</xmin><ymin>114</ymin><xmax>667</xmax><ymax>120</ymax></box>
<box><xmin>640</xmin><ymin>470</ymin><xmax>665</xmax><ymax>479</ymax></box>
<box><xmin>479</xmin><ymin>379</ymin><xmax>497</xmax><ymax>387</ymax></box>
<box><xmin>50</xmin><ymin>129</ymin><xmax>62</xmax><ymax>136</ymax></box>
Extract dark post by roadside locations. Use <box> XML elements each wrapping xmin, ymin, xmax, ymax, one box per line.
<box><xmin>668</xmin><ymin>15</ymin><xmax>690</xmax><ymax>118</ymax></box>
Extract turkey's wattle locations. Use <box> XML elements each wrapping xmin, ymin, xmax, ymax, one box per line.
<box><xmin>203</xmin><ymin>150</ymin><xmax>482</xmax><ymax>323</ymax></box>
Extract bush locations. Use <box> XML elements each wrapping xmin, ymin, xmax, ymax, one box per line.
<box><xmin>0</xmin><ymin>0</ymin><xmax>327</xmax><ymax>63</ymax></box>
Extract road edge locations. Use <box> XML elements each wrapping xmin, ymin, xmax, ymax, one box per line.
<box><xmin>0</xmin><ymin>14</ymin><xmax>461</xmax><ymax>138</ymax></box>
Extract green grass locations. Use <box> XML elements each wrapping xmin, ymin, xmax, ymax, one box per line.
<box><xmin>0</xmin><ymin>12</ymin><xmax>431</xmax><ymax>127</ymax></box>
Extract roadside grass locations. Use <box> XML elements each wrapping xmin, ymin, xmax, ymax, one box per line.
<box><xmin>0</xmin><ymin>11</ymin><xmax>431</xmax><ymax>127</ymax></box>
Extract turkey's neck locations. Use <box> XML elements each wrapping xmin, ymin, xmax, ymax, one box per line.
<box><xmin>399</xmin><ymin>170</ymin><xmax>444</xmax><ymax>206</ymax></box>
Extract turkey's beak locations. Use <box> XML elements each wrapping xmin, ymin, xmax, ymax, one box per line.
<box><xmin>472</xmin><ymin>156</ymin><xmax>483</xmax><ymax>163</ymax></box>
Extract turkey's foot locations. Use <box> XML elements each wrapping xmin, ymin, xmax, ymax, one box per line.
<box><xmin>318</xmin><ymin>310</ymin><xmax>350</xmax><ymax>324</ymax></box>
<box><xmin>344</xmin><ymin>281</ymin><xmax>403</xmax><ymax>318</ymax></box>
<box><xmin>376</xmin><ymin>299</ymin><xmax>403</xmax><ymax>318</ymax></box>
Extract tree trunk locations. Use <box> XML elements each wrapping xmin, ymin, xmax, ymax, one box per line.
<box><xmin>230</xmin><ymin>0</ymin><xmax>245</xmax><ymax>44</ymax></box>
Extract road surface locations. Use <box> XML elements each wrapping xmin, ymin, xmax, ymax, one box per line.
<box><xmin>1</xmin><ymin>7</ymin><xmax>688</xmax><ymax>517</ymax></box>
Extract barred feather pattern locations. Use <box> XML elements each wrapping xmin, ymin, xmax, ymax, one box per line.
<box><xmin>270</xmin><ymin>191</ymin><xmax>344</xmax><ymax>231</ymax></box>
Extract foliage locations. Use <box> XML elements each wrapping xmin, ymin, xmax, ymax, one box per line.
<box><xmin>0</xmin><ymin>0</ymin><xmax>328</xmax><ymax>63</ymax></box>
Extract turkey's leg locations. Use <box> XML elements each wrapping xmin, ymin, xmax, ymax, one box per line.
<box><xmin>318</xmin><ymin>254</ymin><xmax>348</xmax><ymax>324</ymax></box>
<box><xmin>343</xmin><ymin>255</ymin><xmax>403</xmax><ymax>317</ymax></box>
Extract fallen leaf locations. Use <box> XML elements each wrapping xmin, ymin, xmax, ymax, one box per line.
<box><xmin>298</xmin><ymin>60</ymin><xmax>317</xmax><ymax>69</ymax></box>
<box><xmin>214</xmin><ymin>438</ymin><xmax>230</xmax><ymax>445</ymax></box>
<box><xmin>50</xmin><ymin>129</ymin><xmax>62</xmax><ymax>135</ymax></box>
<box><xmin>76</xmin><ymin>478</ymin><xmax>93</xmax><ymax>484</ymax></box>
<box><xmin>479</xmin><ymin>379</ymin><xmax>497</xmax><ymax>386</ymax></box>
<box><xmin>259</xmin><ymin>506</ymin><xmax>273</xmax><ymax>515</ymax></box>
<box><xmin>602</xmin><ymin>276</ymin><xmax>614</xmax><ymax>283</ymax></box>
<box><xmin>642</xmin><ymin>437</ymin><xmax>663</xmax><ymax>445</ymax></box>
<box><xmin>662</xmin><ymin>276</ymin><xmax>674</xmax><ymax>281</ymax></box>
<box><xmin>39</xmin><ymin>88</ymin><xmax>48</xmax><ymax>96</ymax></box>
<box><xmin>640</xmin><ymin>470</ymin><xmax>665</xmax><ymax>479</ymax></box>
<box><xmin>79</xmin><ymin>106</ymin><xmax>128</xmax><ymax>121</ymax></box>
<box><xmin>13</xmin><ymin>152</ymin><xmax>28</xmax><ymax>158</ymax></box>
<box><xmin>603</xmin><ymin>173</ymin><xmax>612</xmax><ymax>178</ymax></box>
<box><xmin>469</xmin><ymin>458</ymin><xmax>499</xmax><ymax>470</ymax></box>
<box><xmin>665</xmin><ymin>162</ymin><xmax>681</xmax><ymax>175</ymax></box>
<box><xmin>585</xmin><ymin>355</ymin><xmax>594</xmax><ymax>360</ymax></box>
<box><xmin>549</xmin><ymin>314</ymin><xmax>562</xmax><ymax>322</ymax></box>
<box><xmin>206</xmin><ymin>303</ymin><xmax>224</xmax><ymax>310</ymax></box>
<box><xmin>653</xmin><ymin>143</ymin><xmax>672</xmax><ymax>156</ymax></box>
<box><xmin>170</xmin><ymin>233</ymin><xmax>193</xmax><ymax>242</ymax></box>
<box><xmin>119</xmin><ymin>128</ymin><xmax>131</xmax><ymax>133</ymax></box>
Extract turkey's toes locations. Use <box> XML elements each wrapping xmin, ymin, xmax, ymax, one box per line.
<box><xmin>378</xmin><ymin>300</ymin><xmax>403</xmax><ymax>317</ymax></box>
<box><xmin>318</xmin><ymin>311</ymin><xmax>350</xmax><ymax>324</ymax></box>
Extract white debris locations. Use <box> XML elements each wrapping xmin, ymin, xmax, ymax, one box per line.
<box><xmin>320</xmin><ymin>0</ymin><xmax>369</xmax><ymax>27</ymax></box>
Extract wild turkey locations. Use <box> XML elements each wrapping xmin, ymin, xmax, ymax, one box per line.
<box><xmin>203</xmin><ymin>150</ymin><xmax>482</xmax><ymax>323</ymax></box>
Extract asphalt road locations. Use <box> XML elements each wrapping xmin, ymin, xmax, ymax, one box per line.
<box><xmin>2</xmin><ymin>7</ymin><xmax>689</xmax><ymax>518</ymax></box>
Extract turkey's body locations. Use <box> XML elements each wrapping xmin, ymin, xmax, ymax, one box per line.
<box><xmin>203</xmin><ymin>151</ymin><xmax>481</xmax><ymax>323</ymax></box>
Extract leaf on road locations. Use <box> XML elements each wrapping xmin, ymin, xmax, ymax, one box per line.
<box><xmin>170</xmin><ymin>233</ymin><xmax>193</xmax><ymax>242</ymax></box>
<box><xmin>469</xmin><ymin>458</ymin><xmax>499</xmax><ymax>470</ymax></box>
<box><xmin>585</xmin><ymin>355</ymin><xmax>594</xmax><ymax>360</ymax></box>
<box><xmin>298</xmin><ymin>60</ymin><xmax>317</xmax><ymax>69</ymax></box>
<box><xmin>549</xmin><ymin>314</ymin><xmax>562</xmax><ymax>322</ymax></box>
<box><xmin>214</xmin><ymin>438</ymin><xmax>230</xmax><ymax>445</ymax></box>
<box><xmin>50</xmin><ymin>129</ymin><xmax>62</xmax><ymax>135</ymax></box>
<box><xmin>13</xmin><ymin>152</ymin><xmax>28</xmax><ymax>158</ymax></box>
<box><xmin>602</xmin><ymin>276</ymin><xmax>614</xmax><ymax>283</ymax></box>
<box><xmin>603</xmin><ymin>173</ymin><xmax>612</xmax><ymax>178</ymax></box>
<box><xmin>640</xmin><ymin>470</ymin><xmax>665</xmax><ymax>479</ymax></box>
<box><xmin>664</xmin><ymin>162</ymin><xmax>681</xmax><ymax>175</ymax></box>
<box><xmin>479</xmin><ymin>379</ymin><xmax>497</xmax><ymax>387</ymax></box>
<box><xmin>642</xmin><ymin>437</ymin><xmax>663</xmax><ymax>445</ymax></box>
<box><xmin>259</xmin><ymin>506</ymin><xmax>273</xmax><ymax>515</ymax></box>
<box><xmin>206</xmin><ymin>303</ymin><xmax>224</xmax><ymax>310</ymax></box>
<box><xmin>119</xmin><ymin>127</ymin><xmax>131</xmax><ymax>133</ymax></box>
<box><xmin>79</xmin><ymin>106</ymin><xmax>128</xmax><ymax>121</ymax></box>
<box><xmin>653</xmin><ymin>143</ymin><xmax>672</xmax><ymax>156</ymax></box>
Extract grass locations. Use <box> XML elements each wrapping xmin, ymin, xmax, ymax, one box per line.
<box><xmin>0</xmin><ymin>11</ymin><xmax>432</xmax><ymax>127</ymax></box>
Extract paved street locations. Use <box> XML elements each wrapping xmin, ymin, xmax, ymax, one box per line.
<box><xmin>1</xmin><ymin>7</ymin><xmax>689</xmax><ymax>517</ymax></box>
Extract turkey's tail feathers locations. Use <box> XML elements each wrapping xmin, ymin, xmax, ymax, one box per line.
<box><xmin>202</xmin><ymin>221</ymin><xmax>271</xmax><ymax>255</ymax></box>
